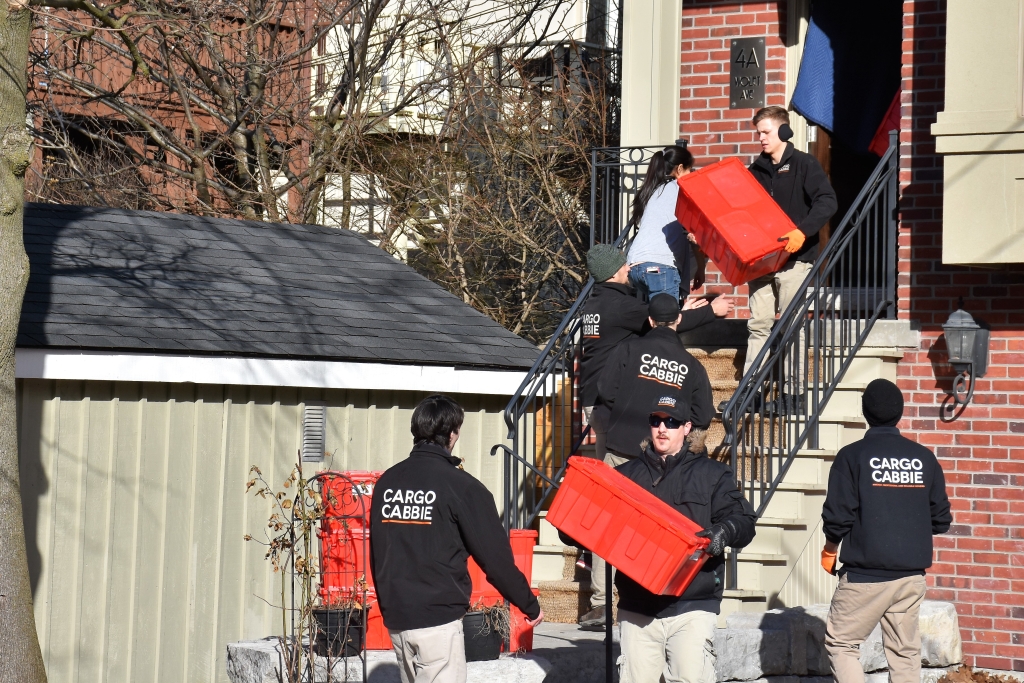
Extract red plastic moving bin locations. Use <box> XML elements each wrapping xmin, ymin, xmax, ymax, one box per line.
<box><xmin>320</xmin><ymin>473</ymin><xmax>538</xmax><ymax>651</ymax></box>
<box><xmin>547</xmin><ymin>456</ymin><xmax>710</xmax><ymax>596</ymax></box>
<box><xmin>674</xmin><ymin>156</ymin><xmax>797</xmax><ymax>286</ymax></box>
<box><xmin>467</xmin><ymin>529</ymin><xmax>538</xmax><ymax>652</ymax></box>
<box><xmin>319</xmin><ymin>472</ymin><xmax>391</xmax><ymax>649</ymax></box>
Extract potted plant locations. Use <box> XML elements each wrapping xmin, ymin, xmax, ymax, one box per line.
<box><xmin>463</xmin><ymin>601</ymin><xmax>509</xmax><ymax>662</ymax></box>
<box><xmin>313</xmin><ymin>593</ymin><xmax>365</xmax><ymax>657</ymax></box>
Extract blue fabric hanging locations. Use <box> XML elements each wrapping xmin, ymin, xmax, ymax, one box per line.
<box><xmin>791</xmin><ymin>1</ymin><xmax>902</xmax><ymax>154</ymax></box>
<box><xmin>791</xmin><ymin>18</ymin><xmax>834</xmax><ymax>132</ymax></box>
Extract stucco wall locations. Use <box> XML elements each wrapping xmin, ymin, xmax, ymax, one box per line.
<box><xmin>16</xmin><ymin>379</ymin><xmax>510</xmax><ymax>683</ymax></box>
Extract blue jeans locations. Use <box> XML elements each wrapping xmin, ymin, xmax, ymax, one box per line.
<box><xmin>629</xmin><ymin>262</ymin><xmax>681</xmax><ymax>303</ymax></box>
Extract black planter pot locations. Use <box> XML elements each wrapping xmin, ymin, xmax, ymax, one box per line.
<box><xmin>463</xmin><ymin>611</ymin><xmax>502</xmax><ymax>662</ymax></box>
<box><xmin>313</xmin><ymin>607</ymin><xmax>364</xmax><ymax>657</ymax></box>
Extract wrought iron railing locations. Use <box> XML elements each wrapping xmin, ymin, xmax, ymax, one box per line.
<box><xmin>720</xmin><ymin>131</ymin><xmax>900</xmax><ymax>587</ymax></box>
<box><xmin>491</xmin><ymin>145</ymin><xmax>665</xmax><ymax>530</ymax></box>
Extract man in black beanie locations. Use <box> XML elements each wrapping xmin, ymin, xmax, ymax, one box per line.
<box><xmin>820</xmin><ymin>379</ymin><xmax>952</xmax><ymax>683</ymax></box>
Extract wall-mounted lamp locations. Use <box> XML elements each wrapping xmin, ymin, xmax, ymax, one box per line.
<box><xmin>941</xmin><ymin>307</ymin><xmax>989</xmax><ymax>410</ymax></box>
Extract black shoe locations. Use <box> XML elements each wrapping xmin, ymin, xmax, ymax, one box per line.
<box><xmin>579</xmin><ymin>606</ymin><xmax>606</xmax><ymax>631</ymax></box>
<box><xmin>770</xmin><ymin>393</ymin><xmax>802</xmax><ymax>413</ymax></box>
<box><xmin>721</xmin><ymin>392</ymin><xmax>764</xmax><ymax>415</ymax></box>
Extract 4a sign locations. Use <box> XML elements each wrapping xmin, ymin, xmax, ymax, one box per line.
<box><xmin>730</xmin><ymin>37</ymin><xmax>766</xmax><ymax>109</ymax></box>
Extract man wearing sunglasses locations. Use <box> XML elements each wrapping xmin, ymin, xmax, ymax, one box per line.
<box><xmin>581</xmin><ymin>293</ymin><xmax>716</xmax><ymax>630</ymax></box>
<box><xmin>614</xmin><ymin>396</ymin><xmax>757</xmax><ymax>683</ymax></box>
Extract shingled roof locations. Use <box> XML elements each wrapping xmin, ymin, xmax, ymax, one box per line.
<box><xmin>18</xmin><ymin>204</ymin><xmax>541</xmax><ymax>370</ymax></box>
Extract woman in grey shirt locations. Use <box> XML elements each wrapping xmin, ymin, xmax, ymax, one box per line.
<box><xmin>627</xmin><ymin>146</ymin><xmax>706</xmax><ymax>302</ymax></box>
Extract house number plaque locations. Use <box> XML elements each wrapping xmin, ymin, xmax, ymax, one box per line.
<box><xmin>730</xmin><ymin>37</ymin><xmax>766</xmax><ymax>109</ymax></box>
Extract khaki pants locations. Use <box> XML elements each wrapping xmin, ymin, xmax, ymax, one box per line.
<box><xmin>619</xmin><ymin>609</ymin><xmax>718</xmax><ymax>683</ymax></box>
<box><xmin>590</xmin><ymin>449</ymin><xmax>631</xmax><ymax>609</ymax></box>
<box><xmin>745</xmin><ymin>260</ymin><xmax>812</xmax><ymax>389</ymax></box>
<box><xmin>390</xmin><ymin>618</ymin><xmax>467</xmax><ymax>683</ymax></box>
<box><xmin>826</xmin><ymin>574</ymin><xmax>927</xmax><ymax>683</ymax></box>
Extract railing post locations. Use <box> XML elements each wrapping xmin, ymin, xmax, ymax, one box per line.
<box><xmin>590</xmin><ymin>148</ymin><xmax>598</xmax><ymax>248</ymax></box>
<box><xmin>886</xmin><ymin>130</ymin><xmax>899</xmax><ymax>319</ymax></box>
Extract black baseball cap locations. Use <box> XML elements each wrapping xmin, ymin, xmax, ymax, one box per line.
<box><xmin>649</xmin><ymin>395</ymin><xmax>690</xmax><ymax>422</ymax></box>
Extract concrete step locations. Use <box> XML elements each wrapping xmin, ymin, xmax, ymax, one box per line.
<box><xmin>736</xmin><ymin>552</ymin><xmax>790</xmax><ymax>563</ymax></box>
<box><xmin>533</xmin><ymin>545</ymin><xmax>570</xmax><ymax>586</ymax></box>
<box><xmin>756</xmin><ymin>517</ymin><xmax>806</xmax><ymax>527</ymax></box>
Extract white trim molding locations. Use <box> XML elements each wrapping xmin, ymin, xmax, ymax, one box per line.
<box><xmin>15</xmin><ymin>349</ymin><xmax>529</xmax><ymax>396</ymax></box>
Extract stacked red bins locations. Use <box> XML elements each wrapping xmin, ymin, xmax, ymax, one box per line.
<box><xmin>466</xmin><ymin>529</ymin><xmax>538</xmax><ymax>652</ymax></box>
<box><xmin>674</xmin><ymin>156</ymin><xmax>797</xmax><ymax>286</ymax></box>
<box><xmin>547</xmin><ymin>457</ymin><xmax>710</xmax><ymax>596</ymax></box>
<box><xmin>318</xmin><ymin>471</ymin><xmax>392</xmax><ymax>649</ymax></box>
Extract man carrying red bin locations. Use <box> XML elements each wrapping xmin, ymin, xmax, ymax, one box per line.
<box><xmin>613</xmin><ymin>395</ymin><xmax>757</xmax><ymax>683</ymax></box>
<box><xmin>744</xmin><ymin>106</ymin><xmax>837</xmax><ymax>410</ymax></box>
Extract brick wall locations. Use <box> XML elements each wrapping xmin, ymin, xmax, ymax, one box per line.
<box><xmin>679</xmin><ymin>0</ymin><xmax>790</xmax><ymax>315</ymax></box>
<box><xmin>675</xmin><ymin>0</ymin><xmax>1024</xmax><ymax>668</ymax></box>
<box><xmin>896</xmin><ymin>0</ymin><xmax>1024</xmax><ymax>670</ymax></box>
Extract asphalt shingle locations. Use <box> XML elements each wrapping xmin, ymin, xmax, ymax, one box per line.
<box><xmin>18</xmin><ymin>204</ymin><xmax>540</xmax><ymax>370</ymax></box>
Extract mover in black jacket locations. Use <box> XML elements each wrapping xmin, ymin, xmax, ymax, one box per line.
<box><xmin>614</xmin><ymin>395</ymin><xmax>756</xmax><ymax>683</ymax></box>
<box><xmin>594</xmin><ymin>293</ymin><xmax>715</xmax><ymax>458</ymax></box>
<box><xmin>820</xmin><ymin>379</ymin><xmax>951</xmax><ymax>683</ymax></box>
<box><xmin>580</xmin><ymin>244</ymin><xmax>732</xmax><ymax>459</ymax></box>
<box><xmin>370</xmin><ymin>395</ymin><xmax>542</xmax><ymax>683</ymax></box>
<box><xmin>580</xmin><ymin>247</ymin><xmax>731</xmax><ymax>629</ymax></box>
<box><xmin>742</xmin><ymin>106</ymin><xmax>837</xmax><ymax>408</ymax></box>
<box><xmin>579</xmin><ymin>294</ymin><xmax>716</xmax><ymax>629</ymax></box>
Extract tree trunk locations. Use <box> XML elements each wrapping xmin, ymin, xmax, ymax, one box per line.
<box><xmin>0</xmin><ymin>0</ymin><xmax>47</xmax><ymax>681</ymax></box>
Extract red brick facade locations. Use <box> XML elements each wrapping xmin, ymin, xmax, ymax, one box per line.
<box><xmin>679</xmin><ymin>0</ymin><xmax>791</xmax><ymax>314</ymax></box>
<box><xmin>677</xmin><ymin>0</ymin><xmax>1024</xmax><ymax>669</ymax></box>
<box><xmin>896</xmin><ymin>0</ymin><xmax>1024</xmax><ymax>669</ymax></box>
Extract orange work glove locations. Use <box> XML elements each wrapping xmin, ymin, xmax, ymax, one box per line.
<box><xmin>779</xmin><ymin>229</ymin><xmax>806</xmax><ymax>253</ymax></box>
<box><xmin>821</xmin><ymin>547</ymin><xmax>838</xmax><ymax>575</ymax></box>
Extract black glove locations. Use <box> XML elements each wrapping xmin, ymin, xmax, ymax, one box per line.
<box><xmin>696</xmin><ymin>521</ymin><xmax>734</xmax><ymax>557</ymax></box>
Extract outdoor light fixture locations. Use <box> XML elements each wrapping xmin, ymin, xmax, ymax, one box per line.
<box><xmin>941</xmin><ymin>307</ymin><xmax>989</xmax><ymax>410</ymax></box>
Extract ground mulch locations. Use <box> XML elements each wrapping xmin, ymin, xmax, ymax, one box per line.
<box><xmin>939</xmin><ymin>665</ymin><xmax>1023</xmax><ymax>683</ymax></box>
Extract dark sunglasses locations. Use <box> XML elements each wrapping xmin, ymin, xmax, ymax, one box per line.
<box><xmin>649</xmin><ymin>415</ymin><xmax>685</xmax><ymax>429</ymax></box>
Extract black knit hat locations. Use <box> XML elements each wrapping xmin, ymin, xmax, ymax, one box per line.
<box><xmin>648</xmin><ymin>293</ymin><xmax>681</xmax><ymax>322</ymax></box>
<box><xmin>862</xmin><ymin>378</ymin><xmax>904</xmax><ymax>427</ymax></box>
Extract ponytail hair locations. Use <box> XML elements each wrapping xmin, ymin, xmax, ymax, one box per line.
<box><xmin>630</xmin><ymin>145</ymin><xmax>694</xmax><ymax>227</ymax></box>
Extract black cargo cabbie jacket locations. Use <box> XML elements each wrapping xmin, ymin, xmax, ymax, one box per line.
<box><xmin>594</xmin><ymin>326</ymin><xmax>714</xmax><ymax>455</ymax></box>
<box><xmin>580</xmin><ymin>282</ymin><xmax>715</xmax><ymax>407</ymax></box>
<box><xmin>749</xmin><ymin>142</ymin><xmax>837</xmax><ymax>263</ymax></box>
<box><xmin>614</xmin><ymin>446</ymin><xmax>757</xmax><ymax>617</ymax></box>
<box><xmin>369</xmin><ymin>443</ymin><xmax>540</xmax><ymax>631</ymax></box>
<box><xmin>822</xmin><ymin>426</ymin><xmax>952</xmax><ymax>580</ymax></box>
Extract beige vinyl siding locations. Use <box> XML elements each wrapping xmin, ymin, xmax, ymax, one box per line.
<box><xmin>17</xmin><ymin>379</ymin><xmax>510</xmax><ymax>683</ymax></box>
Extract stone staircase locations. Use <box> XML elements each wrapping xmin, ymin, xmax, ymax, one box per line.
<box><xmin>531</xmin><ymin>320</ymin><xmax>910</xmax><ymax>626</ymax></box>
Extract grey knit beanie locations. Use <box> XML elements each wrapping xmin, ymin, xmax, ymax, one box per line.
<box><xmin>586</xmin><ymin>244</ymin><xmax>627</xmax><ymax>282</ymax></box>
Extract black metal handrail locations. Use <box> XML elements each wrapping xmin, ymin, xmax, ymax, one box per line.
<box><xmin>720</xmin><ymin>131</ymin><xmax>900</xmax><ymax>588</ymax></box>
<box><xmin>493</xmin><ymin>145</ymin><xmax>666</xmax><ymax>530</ymax></box>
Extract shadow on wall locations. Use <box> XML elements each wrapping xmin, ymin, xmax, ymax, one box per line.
<box><xmin>16</xmin><ymin>381</ymin><xmax>49</xmax><ymax>596</ymax></box>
